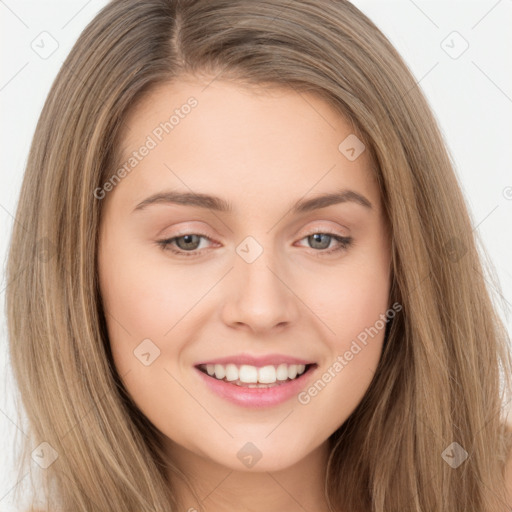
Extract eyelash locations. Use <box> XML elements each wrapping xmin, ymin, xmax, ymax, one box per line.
<box><xmin>156</xmin><ymin>229</ymin><xmax>353</xmax><ymax>258</ymax></box>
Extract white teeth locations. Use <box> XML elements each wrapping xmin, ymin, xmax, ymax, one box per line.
<box><xmin>201</xmin><ymin>362</ymin><xmax>309</xmax><ymax>384</ymax></box>
<box><xmin>276</xmin><ymin>363</ymin><xmax>289</xmax><ymax>381</ymax></box>
<box><xmin>225</xmin><ymin>364</ymin><xmax>238</xmax><ymax>381</ymax></box>
<box><xmin>258</xmin><ymin>365</ymin><xmax>276</xmax><ymax>384</ymax></box>
<box><xmin>239</xmin><ymin>365</ymin><xmax>258</xmax><ymax>383</ymax></box>
<box><xmin>214</xmin><ymin>364</ymin><xmax>226</xmax><ymax>380</ymax></box>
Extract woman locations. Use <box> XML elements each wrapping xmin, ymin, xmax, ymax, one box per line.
<box><xmin>6</xmin><ymin>0</ymin><xmax>512</xmax><ymax>510</ymax></box>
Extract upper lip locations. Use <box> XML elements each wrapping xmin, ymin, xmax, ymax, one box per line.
<box><xmin>195</xmin><ymin>353</ymin><xmax>315</xmax><ymax>368</ymax></box>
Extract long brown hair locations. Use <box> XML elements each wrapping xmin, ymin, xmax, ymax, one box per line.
<box><xmin>6</xmin><ymin>0</ymin><xmax>512</xmax><ymax>510</ymax></box>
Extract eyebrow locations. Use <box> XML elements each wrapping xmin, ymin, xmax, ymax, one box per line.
<box><xmin>132</xmin><ymin>188</ymin><xmax>373</xmax><ymax>214</ymax></box>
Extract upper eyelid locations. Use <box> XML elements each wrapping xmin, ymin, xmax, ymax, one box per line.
<box><xmin>163</xmin><ymin>221</ymin><xmax>349</xmax><ymax>239</ymax></box>
<box><xmin>163</xmin><ymin>228</ymin><xmax>348</xmax><ymax>243</ymax></box>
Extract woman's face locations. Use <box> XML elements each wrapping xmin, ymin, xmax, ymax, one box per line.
<box><xmin>98</xmin><ymin>79</ymin><xmax>391</xmax><ymax>473</ymax></box>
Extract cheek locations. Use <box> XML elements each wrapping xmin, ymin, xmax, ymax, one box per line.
<box><xmin>298</xmin><ymin>251</ymin><xmax>391</xmax><ymax>421</ymax></box>
<box><xmin>333</xmin><ymin>273</ymin><xmax>390</xmax><ymax>349</ymax></box>
<box><xmin>295</xmin><ymin>278</ymin><xmax>390</xmax><ymax>430</ymax></box>
<box><xmin>304</xmin><ymin>245</ymin><xmax>390</xmax><ymax>391</ymax></box>
<box><xmin>310</xmin><ymin>255</ymin><xmax>390</xmax><ymax>349</ymax></box>
<box><xmin>98</xmin><ymin>241</ymin><xmax>192</xmax><ymax>425</ymax></box>
<box><xmin>99</xmin><ymin>239</ymin><xmax>198</xmax><ymax>343</ymax></box>
<box><xmin>97</xmin><ymin>232</ymin><xmax>180</xmax><ymax>373</ymax></box>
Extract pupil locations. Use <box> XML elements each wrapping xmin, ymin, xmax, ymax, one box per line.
<box><xmin>310</xmin><ymin>233</ymin><xmax>330</xmax><ymax>249</ymax></box>
<box><xmin>178</xmin><ymin>234</ymin><xmax>199</xmax><ymax>250</ymax></box>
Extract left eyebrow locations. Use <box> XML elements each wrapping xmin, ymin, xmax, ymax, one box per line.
<box><xmin>293</xmin><ymin>189</ymin><xmax>372</xmax><ymax>212</ymax></box>
<box><xmin>131</xmin><ymin>188</ymin><xmax>373</xmax><ymax>214</ymax></box>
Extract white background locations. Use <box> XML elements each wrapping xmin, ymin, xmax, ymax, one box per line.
<box><xmin>1</xmin><ymin>1</ymin><xmax>511</xmax><ymax>509</ymax></box>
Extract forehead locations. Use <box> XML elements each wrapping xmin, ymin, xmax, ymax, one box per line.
<box><xmin>110</xmin><ymin>78</ymin><xmax>381</xmax><ymax>215</ymax></box>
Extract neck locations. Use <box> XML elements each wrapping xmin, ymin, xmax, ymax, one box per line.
<box><xmin>165</xmin><ymin>439</ymin><xmax>333</xmax><ymax>512</ymax></box>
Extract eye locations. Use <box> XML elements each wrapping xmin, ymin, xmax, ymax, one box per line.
<box><xmin>156</xmin><ymin>233</ymin><xmax>215</xmax><ymax>257</ymax></box>
<box><xmin>295</xmin><ymin>231</ymin><xmax>353</xmax><ymax>255</ymax></box>
<box><xmin>156</xmin><ymin>230</ymin><xmax>353</xmax><ymax>257</ymax></box>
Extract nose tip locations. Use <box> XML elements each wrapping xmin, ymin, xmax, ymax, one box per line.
<box><xmin>220</xmin><ymin>255</ymin><xmax>299</xmax><ymax>333</ymax></box>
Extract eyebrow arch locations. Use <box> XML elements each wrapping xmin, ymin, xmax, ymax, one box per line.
<box><xmin>132</xmin><ymin>188</ymin><xmax>373</xmax><ymax>214</ymax></box>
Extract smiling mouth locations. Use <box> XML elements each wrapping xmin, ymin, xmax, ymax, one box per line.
<box><xmin>196</xmin><ymin>363</ymin><xmax>317</xmax><ymax>388</ymax></box>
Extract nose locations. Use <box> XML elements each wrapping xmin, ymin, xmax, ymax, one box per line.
<box><xmin>220</xmin><ymin>246</ymin><xmax>300</xmax><ymax>334</ymax></box>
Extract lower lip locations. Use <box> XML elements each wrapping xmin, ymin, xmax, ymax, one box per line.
<box><xmin>194</xmin><ymin>365</ymin><xmax>317</xmax><ymax>408</ymax></box>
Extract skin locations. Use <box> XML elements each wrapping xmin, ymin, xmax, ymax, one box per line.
<box><xmin>97</xmin><ymin>78</ymin><xmax>392</xmax><ymax>512</ymax></box>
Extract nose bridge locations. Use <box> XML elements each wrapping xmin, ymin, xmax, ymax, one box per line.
<box><xmin>221</xmin><ymin>235</ymin><xmax>299</xmax><ymax>331</ymax></box>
